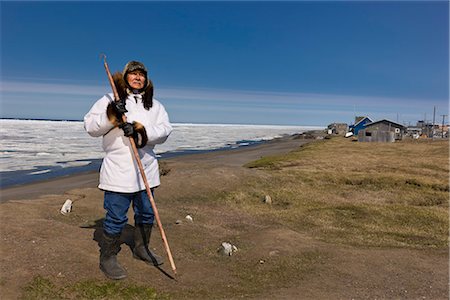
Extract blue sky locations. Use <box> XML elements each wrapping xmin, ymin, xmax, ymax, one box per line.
<box><xmin>1</xmin><ymin>1</ymin><xmax>448</xmax><ymax>126</ymax></box>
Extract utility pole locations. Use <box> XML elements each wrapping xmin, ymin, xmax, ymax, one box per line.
<box><xmin>432</xmin><ymin>106</ymin><xmax>436</xmax><ymax>140</ymax></box>
<box><xmin>441</xmin><ymin>115</ymin><xmax>447</xmax><ymax>138</ymax></box>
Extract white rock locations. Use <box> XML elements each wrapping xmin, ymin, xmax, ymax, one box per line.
<box><xmin>264</xmin><ymin>195</ymin><xmax>272</xmax><ymax>205</ymax></box>
<box><xmin>218</xmin><ymin>242</ymin><xmax>238</xmax><ymax>256</ymax></box>
<box><xmin>60</xmin><ymin>199</ymin><xmax>72</xmax><ymax>215</ymax></box>
<box><xmin>175</xmin><ymin>220</ymin><xmax>182</xmax><ymax>225</ymax></box>
<box><xmin>219</xmin><ymin>242</ymin><xmax>233</xmax><ymax>256</ymax></box>
<box><xmin>185</xmin><ymin>215</ymin><xmax>193</xmax><ymax>222</ymax></box>
<box><xmin>217</xmin><ymin>242</ymin><xmax>238</xmax><ymax>256</ymax></box>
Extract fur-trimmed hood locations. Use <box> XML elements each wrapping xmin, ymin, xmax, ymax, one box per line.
<box><xmin>112</xmin><ymin>71</ymin><xmax>153</xmax><ymax>110</ymax></box>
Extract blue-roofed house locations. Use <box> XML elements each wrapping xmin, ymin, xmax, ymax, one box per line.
<box><xmin>349</xmin><ymin>116</ymin><xmax>373</xmax><ymax>135</ymax></box>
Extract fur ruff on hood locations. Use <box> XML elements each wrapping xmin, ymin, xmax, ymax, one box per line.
<box><xmin>112</xmin><ymin>71</ymin><xmax>153</xmax><ymax>110</ymax></box>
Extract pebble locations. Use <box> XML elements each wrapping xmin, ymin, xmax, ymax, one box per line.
<box><xmin>185</xmin><ymin>215</ymin><xmax>193</xmax><ymax>222</ymax></box>
<box><xmin>175</xmin><ymin>220</ymin><xmax>182</xmax><ymax>225</ymax></box>
<box><xmin>263</xmin><ymin>195</ymin><xmax>272</xmax><ymax>205</ymax></box>
<box><xmin>218</xmin><ymin>242</ymin><xmax>238</xmax><ymax>256</ymax></box>
<box><xmin>60</xmin><ymin>199</ymin><xmax>73</xmax><ymax>215</ymax></box>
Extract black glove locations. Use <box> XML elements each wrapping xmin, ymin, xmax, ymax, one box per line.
<box><xmin>119</xmin><ymin>122</ymin><xmax>134</xmax><ymax>137</ymax></box>
<box><xmin>114</xmin><ymin>101</ymin><xmax>127</xmax><ymax>113</ymax></box>
<box><xmin>106</xmin><ymin>100</ymin><xmax>128</xmax><ymax>126</ymax></box>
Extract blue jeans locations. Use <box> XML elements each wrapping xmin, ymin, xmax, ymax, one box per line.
<box><xmin>103</xmin><ymin>189</ymin><xmax>155</xmax><ymax>235</ymax></box>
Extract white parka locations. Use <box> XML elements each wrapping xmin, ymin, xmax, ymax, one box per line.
<box><xmin>84</xmin><ymin>93</ymin><xmax>172</xmax><ymax>193</ymax></box>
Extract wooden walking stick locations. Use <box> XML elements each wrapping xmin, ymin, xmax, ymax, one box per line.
<box><xmin>101</xmin><ymin>54</ymin><xmax>177</xmax><ymax>276</ymax></box>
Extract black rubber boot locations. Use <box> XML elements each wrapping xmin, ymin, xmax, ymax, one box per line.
<box><xmin>99</xmin><ymin>232</ymin><xmax>127</xmax><ymax>280</ymax></box>
<box><xmin>133</xmin><ymin>224</ymin><xmax>164</xmax><ymax>266</ymax></box>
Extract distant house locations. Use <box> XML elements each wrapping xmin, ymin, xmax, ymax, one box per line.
<box><xmin>348</xmin><ymin>116</ymin><xmax>373</xmax><ymax>135</ymax></box>
<box><xmin>358</xmin><ymin>119</ymin><xmax>406</xmax><ymax>142</ymax></box>
<box><xmin>406</xmin><ymin>127</ymin><xmax>422</xmax><ymax>139</ymax></box>
<box><xmin>327</xmin><ymin>123</ymin><xmax>348</xmax><ymax>135</ymax></box>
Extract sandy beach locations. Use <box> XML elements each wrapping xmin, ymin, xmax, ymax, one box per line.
<box><xmin>0</xmin><ymin>135</ymin><xmax>448</xmax><ymax>299</ymax></box>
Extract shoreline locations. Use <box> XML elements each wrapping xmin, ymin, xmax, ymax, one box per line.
<box><xmin>0</xmin><ymin>133</ymin><xmax>317</xmax><ymax>202</ymax></box>
<box><xmin>0</xmin><ymin>138</ymin><xmax>269</xmax><ymax>190</ymax></box>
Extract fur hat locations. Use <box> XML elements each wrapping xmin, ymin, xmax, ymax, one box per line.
<box><xmin>123</xmin><ymin>61</ymin><xmax>148</xmax><ymax>78</ymax></box>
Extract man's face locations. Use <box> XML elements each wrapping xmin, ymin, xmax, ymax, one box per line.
<box><xmin>126</xmin><ymin>71</ymin><xmax>146</xmax><ymax>90</ymax></box>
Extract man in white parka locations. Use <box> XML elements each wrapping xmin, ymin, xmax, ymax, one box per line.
<box><xmin>84</xmin><ymin>61</ymin><xmax>172</xmax><ymax>280</ymax></box>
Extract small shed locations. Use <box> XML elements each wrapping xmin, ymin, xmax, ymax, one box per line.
<box><xmin>349</xmin><ymin>116</ymin><xmax>373</xmax><ymax>135</ymax></box>
<box><xmin>327</xmin><ymin>123</ymin><xmax>348</xmax><ymax>135</ymax></box>
<box><xmin>358</xmin><ymin>119</ymin><xmax>406</xmax><ymax>142</ymax></box>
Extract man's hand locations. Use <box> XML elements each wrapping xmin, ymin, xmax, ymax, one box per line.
<box><xmin>113</xmin><ymin>100</ymin><xmax>128</xmax><ymax>120</ymax></box>
<box><xmin>119</xmin><ymin>122</ymin><xmax>135</xmax><ymax>137</ymax></box>
<box><xmin>107</xmin><ymin>100</ymin><xmax>128</xmax><ymax>126</ymax></box>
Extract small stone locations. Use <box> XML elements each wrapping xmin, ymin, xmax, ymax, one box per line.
<box><xmin>60</xmin><ymin>199</ymin><xmax>73</xmax><ymax>215</ymax></box>
<box><xmin>175</xmin><ymin>220</ymin><xmax>182</xmax><ymax>225</ymax></box>
<box><xmin>57</xmin><ymin>272</ymin><xmax>64</xmax><ymax>278</ymax></box>
<box><xmin>218</xmin><ymin>242</ymin><xmax>233</xmax><ymax>256</ymax></box>
<box><xmin>269</xmin><ymin>250</ymin><xmax>280</xmax><ymax>257</ymax></box>
<box><xmin>185</xmin><ymin>215</ymin><xmax>193</xmax><ymax>222</ymax></box>
<box><xmin>259</xmin><ymin>260</ymin><xmax>265</xmax><ymax>264</ymax></box>
<box><xmin>264</xmin><ymin>195</ymin><xmax>272</xmax><ymax>205</ymax></box>
<box><xmin>218</xmin><ymin>242</ymin><xmax>238</xmax><ymax>256</ymax></box>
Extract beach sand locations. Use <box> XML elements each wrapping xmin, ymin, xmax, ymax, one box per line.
<box><xmin>0</xmin><ymin>135</ymin><xmax>447</xmax><ymax>299</ymax></box>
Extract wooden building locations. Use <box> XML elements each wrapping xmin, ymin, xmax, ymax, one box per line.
<box><xmin>358</xmin><ymin>119</ymin><xmax>406</xmax><ymax>142</ymax></box>
<box><xmin>327</xmin><ymin>123</ymin><xmax>348</xmax><ymax>135</ymax></box>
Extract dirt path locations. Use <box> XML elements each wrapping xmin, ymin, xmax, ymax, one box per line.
<box><xmin>0</xmin><ymin>136</ymin><xmax>448</xmax><ymax>299</ymax></box>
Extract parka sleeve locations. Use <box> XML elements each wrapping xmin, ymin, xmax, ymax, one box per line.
<box><xmin>84</xmin><ymin>95</ymin><xmax>115</xmax><ymax>137</ymax></box>
<box><xmin>144</xmin><ymin>101</ymin><xmax>173</xmax><ymax>145</ymax></box>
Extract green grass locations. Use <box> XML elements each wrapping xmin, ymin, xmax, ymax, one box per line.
<box><xmin>22</xmin><ymin>276</ymin><xmax>62</xmax><ymax>300</ymax></box>
<box><xmin>21</xmin><ymin>276</ymin><xmax>169</xmax><ymax>300</ymax></box>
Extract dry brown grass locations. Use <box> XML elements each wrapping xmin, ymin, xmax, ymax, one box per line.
<box><xmin>234</xmin><ymin>137</ymin><xmax>449</xmax><ymax>248</ymax></box>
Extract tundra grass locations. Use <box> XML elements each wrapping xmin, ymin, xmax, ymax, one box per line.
<box><xmin>236</xmin><ymin>138</ymin><xmax>449</xmax><ymax>249</ymax></box>
<box><xmin>21</xmin><ymin>275</ymin><xmax>169</xmax><ymax>300</ymax></box>
<box><xmin>229</xmin><ymin>250</ymin><xmax>327</xmax><ymax>296</ymax></box>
